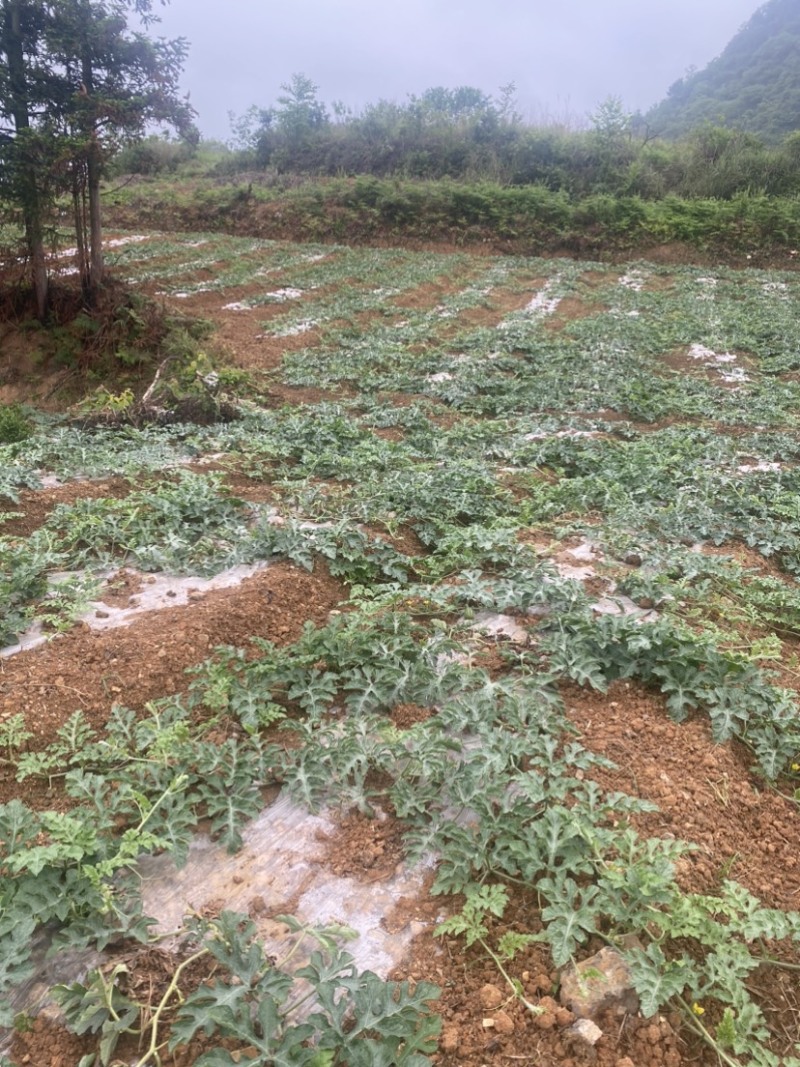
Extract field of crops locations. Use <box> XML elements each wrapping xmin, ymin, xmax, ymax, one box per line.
<box><xmin>2</xmin><ymin>231</ymin><xmax>800</xmax><ymax>1067</ymax></box>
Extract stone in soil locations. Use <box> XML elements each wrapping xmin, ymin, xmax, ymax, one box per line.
<box><xmin>559</xmin><ymin>947</ymin><xmax>639</xmax><ymax>1019</ymax></box>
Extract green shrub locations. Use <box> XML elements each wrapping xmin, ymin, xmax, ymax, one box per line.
<box><xmin>0</xmin><ymin>404</ymin><xmax>32</xmax><ymax>444</ymax></box>
<box><xmin>112</xmin><ymin>134</ymin><xmax>195</xmax><ymax>176</ymax></box>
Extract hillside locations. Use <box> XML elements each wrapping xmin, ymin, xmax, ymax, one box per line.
<box><xmin>646</xmin><ymin>0</ymin><xmax>800</xmax><ymax>142</ymax></box>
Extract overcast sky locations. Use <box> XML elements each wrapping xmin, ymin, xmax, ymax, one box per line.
<box><xmin>150</xmin><ymin>0</ymin><xmax>764</xmax><ymax>141</ymax></box>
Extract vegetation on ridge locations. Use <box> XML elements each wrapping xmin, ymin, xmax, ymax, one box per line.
<box><xmin>646</xmin><ymin>0</ymin><xmax>800</xmax><ymax>142</ymax></box>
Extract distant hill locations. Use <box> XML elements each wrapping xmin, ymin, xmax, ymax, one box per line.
<box><xmin>645</xmin><ymin>0</ymin><xmax>800</xmax><ymax>142</ymax></box>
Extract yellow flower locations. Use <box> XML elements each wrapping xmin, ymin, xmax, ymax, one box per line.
<box><xmin>792</xmin><ymin>763</ymin><xmax>800</xmax><ymax>772</ymax></box>
<box><xmin>692</xmin><ymin>1002</ymin><xmax>705</xmax><ymax>1016</ymax></box>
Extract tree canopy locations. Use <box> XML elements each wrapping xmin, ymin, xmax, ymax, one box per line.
<box><xmin>0</xmin><ymin>0</ymin><xmax>192</xmax><ymax>316</ymax></box>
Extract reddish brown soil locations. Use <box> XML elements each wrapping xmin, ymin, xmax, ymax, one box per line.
<box><xmin>641</xmin><ymin>273</ymin><xmax>678</xmax><ymax>293</ymax></box>
<box><xmin>5</xmin><ymin>232</ymin><xmax>800</xmax><ymax>1067</ymax></box>
<box><xmin>545</xmin><ymin>296</ymin><xmax>607</xmax><ymax>331</ymax></box>
<box><xmin>398</xmin><ymin>887</ymin><xmax>693</xmax><ymax>1067</ymax></box>
<box><xmin>391</xmin><ymin>266</ymin><xmax>486</xmax><ymax>310</ymax></box>
<box><xmin>0</xmin><ymin>476</ymin><xmax>134</xmax><ymax>538</ymax></box>
<box><xmin>700</xmin><ymin>539</ymin><xmax>792</xmax><ymax>580</ymax></box>
<box><xmin>362</xmin><ymin>523</ymin><xmax>428</xmax><ymax>558</ymax></box>
<box><xmin>192</xmin><ymin>302</ymin><xmax>323</xmax><ymax>374</ymax></box>
<box><xmin>0</xmin><ymin>562</ymin><xmax>344</xmax><ymax>807</ymax></box>
<box><xmin>580</xmin><ymin>269</ymin><xmax>613</xmax><ymax>289</ymax></box>
<box><xmin>317</xmin><ymin>808</ymin><xmax>407</xmax><ymax>881</ymax></box>
<box><xmin>10</xmin><ymin>1015</ymin><xmax>95</xmax><ymax>1066</ymax></box>
<box><xmin>659</xmin><ymin>348</ymin><xmax>757</xmax><ymax>384</ymax></box>
<box><xmin>370</xmin><ymin>425</ymin><xmax>406</xmax><ymax>442</ymax></box>
<box><xmin>391</xmin><ymin>701</ymin><xmax>435</xmax><ymax>729</ymax></box>
<box><xmin>562</xmin><ymin>679</ymin><xmax>800</xmax><ymax>910</ymax></box>
<box><xmin>98</xmin><ymin>566</ymin><xmax>147</xmax><ymax>606</ymax></box>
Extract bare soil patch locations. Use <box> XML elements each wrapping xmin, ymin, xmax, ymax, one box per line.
<box><xmin>10</xmin><ymin>1014</ymin><xmax>95</xmax><ymax>1066</ymax></box>
<box><xmin>642</xmin><ymin>273</ymin><xmax>677</xmax><ymax>293</ymax></box>
<box><xmin>436</xmin><ymin>284</ymin><xmax>549</xmax><ymax>335</ymax></box>
<box><xmin>563</xmin><ymin>680</ymin><xmax>799</xmax><ymax>910</ymax></box>
<box><xmin>0</xmin><ymin>562</ymin><xmax>344</xmax><ymax>806</ymax></box>
<box><xmin>203</xmin><ymin>312</ymin><xmax>317</xmax><ymax>373</ymax></box>
<box><xmin>219</xmin><ymin>467</ymin><xmax>281</xmax><ymax>504</ymax></box>
<box><xmin>370</xmin><ymin>425</ymin><xmax>406</xmax><ymax>443</ymax></box>
<box><xmin>264</xmin><ymin>381</ymin><xmax>358</xmax><ymax>407</ymax></box>
<box><xmin>545</xmin><ymin>296</ymin><xmax>607</xmax><ymax>331</ymax></box>
<box><xmin>700</xmin><ymin>539</ymin><xmax>795</xmax><ymax>581</ymax></box>
<box><xmin>387</xmin><ymin>268</ymin><xmax>486</xmax><ymax>311</ymax></box>
<box><xmin>0</xmin><ymin>476</ymin><xmax>133</xmax><ymax>538</ymax></box>
<box><xmin>98</xmin><ymin>566</ymin><xmax>147</xmax><ymax>607</ymax></box>
<box><xmin>391</xmin><ymin>701</ymin><xmax>435</xmax><ymax>729</ymax></box>
<box><xmin>659</xmin><ymin>347</ymin><xmax>757</xmax><ymax>385</ymax></box>
<box><xmin>579</xmin><ymin>269</ymin><xmax>613</xmax><ymax>289</ymax></box>
<box><xmin>402</xmin><ymin>886</ymin><xmax>689</xmax><ymax>1067</ymax></box>
<box><xmin>317</xmin><ymin>808</ymin><xmax>408</xmax><ymax>881</ymax></box>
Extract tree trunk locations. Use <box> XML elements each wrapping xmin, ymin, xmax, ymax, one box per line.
<box><xmin>72</xmin><ymin>166</ymin><xmax>90</xmax><ymax>300</ymax></box>
<box><xmin>82</xmin><ymin>33</ymin><xmax>104</xmax><ymax>303</ymax></box>
<box><xmin>87</xmin><ymin>136</ymin><xmax>104</xmax><ymax>295</ymax></box>
<box><xmin>4</xmin><ymin>0</ymin><xmax>49</xmax><ymax>320</ymax></box>
<box><xmin>29</xmin><ymin>223</ymin><xmax>49</xmax><ymax>322</ymax></box>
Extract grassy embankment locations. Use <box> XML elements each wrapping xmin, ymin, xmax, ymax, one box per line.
<box><xmin>104</xmin><ymin>172</ymin><xmax>800</xmax><ymax>265</ymax></box>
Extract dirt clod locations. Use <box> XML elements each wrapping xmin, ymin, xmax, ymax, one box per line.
<box><xmin>493</xmin><ymin>1010</ymin><xmax>515</xmax><ymax>1034</ymax></box>
<box><xmin>478</xmin><ymin>983</ymin><xmax>504</xmax><ymax>1010</ymax></box>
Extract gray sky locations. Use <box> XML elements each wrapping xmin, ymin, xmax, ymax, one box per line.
<box><xmin>150</xmin><ymin>0</ymin><xmax>764</xmax><ymax>141</ymax></box>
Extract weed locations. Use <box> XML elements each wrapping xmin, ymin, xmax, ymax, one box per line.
<box><xmin>0</xmin><ymin>405</ymin><xmax>32</xmax><ymax>444</ymax></box>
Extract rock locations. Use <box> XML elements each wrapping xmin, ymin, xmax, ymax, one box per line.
<box><xmin>568</xmin><ymin>1018</ymin><xmax>603</xmax><ymax>1046</ymax></box>
<box><xmin>559</xmin><ymin>947</ymin><xmax>639</xmax><ymax>1019</ymax></box>
<box><xmin>494</xmin><ymin>1010</ymin><xmax>515</xmax><ymax>1034</ymax></box>
<box><xmin>616</xmin><ymin>1059</ymin><xmax>636</xmax><ymax>1067</ymax></box>
<box><xmin>479</xmin><ymin>983</ymin><xmax>504</xmax><ymax>1010</ymax></box>
<box><xmin>564</xmin><ymin>1019</ymin><xmax>605</xmax><ymax>1063</ymax></box>
<box><xmin>623</xmin><ymin>552</ymin><xmax>643</xmax><ymax>567</ymax></box>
